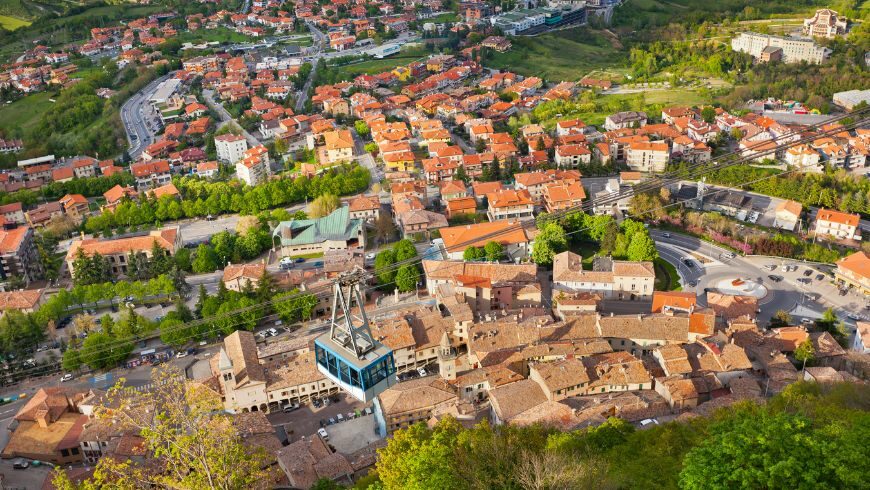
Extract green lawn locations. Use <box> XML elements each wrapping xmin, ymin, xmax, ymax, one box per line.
<box><xmin>0</xmin><ymin>91</ymin><xmax>55</xmax><ymax>136</ymax></box>
<box><xmin>289</xmin><ymin>251</ymin><xmax>324</xmax><ymax>259</ymax></box>
<box><xmin>486</xmin><ymin>28</ymin><xmax>627</xmax><ymax>81</ymax></box>
<box><xmin>654</xmin><ymin>257</ymin><xmax>681</xmax><ymax>291</ymax></box>
<box><xmin>329</xmin><ymin>54</ymin><xmax>426</xmax><ymax>78</ymax></box>
<box><xmin>613</xmin><ymin>89</ymin><xmax>712</xmax><ymax>107</ymax></box>
<box><xmin>176</xmin><ymin>27</ymin><xmax>256</xmax><ymax>45</ymax></box>
<box><xmin>567</xmin><ymin>241</ymin><xmax>600</xmax><ymax>270</ymax></box>
<box><xmin>0</xmin><ymin>14</ymin><xmax>29</xmax><ymax>30</ymax></box>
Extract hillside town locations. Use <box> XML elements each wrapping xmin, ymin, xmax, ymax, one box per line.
<box><xmin>0</xmin><ymin>0</ymin><xmax>867</xmax><ymax>487</ymax></box>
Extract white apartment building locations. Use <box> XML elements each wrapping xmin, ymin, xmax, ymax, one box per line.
<box><xmin>235</xmin><ymin>145</ymin><xmax>271</xmax><ymax>186</ymax></box>
<box><xmin>626</xmin><ymin>141</ymin><xmax>670</xmax><ymax>173</ymax></box>
<box><xmin>215</xmin><ymin>134</ymin><xmax>249</xmax><ymax>163</ymax></box>
<box><xmin>731</xmin><ymin>32</ymin><xmax>831</xmax><ymax>64</ymax></box>
<box><xmin>814</xmin><ymin>208</ymin><xmax>861</xmax><ymax>241</ymax></box>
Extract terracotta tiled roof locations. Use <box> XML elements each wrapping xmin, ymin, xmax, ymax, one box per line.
<box><xmin>837</xmin><ymin>251</ymin><xmax>870</xmax><ymax>280</ymax></box>
<box><xmin>222</xmin><ymin>262</ymin><xmax>265</xmax><ymax>283</ymax></box>
<box><xmin>0</xmin><ymin>289</ymin><xmax>43</xmax><ymax>311</ymax></box>
<box><xmin>0</xmin><ymin>226</ymin><xmax>29</xmax><ymax>253</ymax></box>
<box><xmin>488</xmin><ymin>379</ymin><xmax>547</xmax><ymax>422</ymax></box>
<box><xmin>66</xmin><ymin>228</ymin><xmax>178</xmax><ymax>261</ymax></box>
<box><xmin>439</xmin><ymin>220</ymin><xmax>529</xmax><ymax>252</ymax></box>
<box><xmin>817</xmin><ymin>208</ymin><xmax>859</xmax><ymax>227</ymax></box>
<box><xmin>376</xmin><ymin>377</ymin><xmax>457</xmax><ymax>416</ymax></box>
<box><xmin>651</xmin><ymin>291</ymin><xmax>697</xmax><ymax>312</ymax></box>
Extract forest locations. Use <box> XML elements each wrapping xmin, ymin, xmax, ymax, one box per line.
<box><xmin>368</xmin><ymin>382</ymin><xmax>869</xmax><ymax>490</ymax></box>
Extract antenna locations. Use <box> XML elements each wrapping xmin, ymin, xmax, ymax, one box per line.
<box><xmin>328</xmin><ymin>266</ymin><xmax>375</xmax><ymax>359</ymax></box>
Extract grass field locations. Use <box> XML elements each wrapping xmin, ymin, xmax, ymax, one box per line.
<box><xmin>329</xmin><ymin>53</ymin><xmax>427</xmax><ymax>78</ymax></box>
<box><xmin>0</xmin><ymin>91</ymin><xmax>54</xmax><ymax>136</ymax></box>
<box><xmin>486</xmin><ymin>28</ymin><xmax>626</xmax><ymax>81</ymax></box>
<box><xmin>176</xmin><ymin>27</ymin><xmax>256</xmax><ymax>45</ymax></box>
<box><xmin>615</xmin><ymin>89</ymin><xmax>712</xmax><ymax>106</ymax></box>
<box><xmin>0</xmin><ymin>14</ymin><xmax>29</xmax><ymax>30</ymax></box>
<box><xmin>654</xmin><ymin>258</ymin><xmax>681</xmax><ymax>291</ymax></box>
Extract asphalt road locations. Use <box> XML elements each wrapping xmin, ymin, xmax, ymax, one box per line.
<box><xmin>202</xmin><ymin>89</ymin><xmax>261</xmax><ymax>147</ymax></box>
<box><xmin>121</xmin><ymin>73</ymin><xmax>172</xmax><ymax>159</ymax></box>
<box><xmin>651</xmin><ymin>230</ymin><xmax>863</xmax><ymax>334</ymax></box>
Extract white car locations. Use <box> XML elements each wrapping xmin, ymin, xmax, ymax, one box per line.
<box><xmin>60</xmin><ymin>374</ymin><xmax>73</xmax><ymax>382</ymax></box>
<box><xmin>317</xmin><ymin>428</ymin><xmax>329</xmax><ymax>440</ymax></box>
<box><xmin>175</xmin><ymin>351</ymin><xmax>189</xmax><ymax>358</ymax></box>
<box><xmin>365</xmin><ymin>252</ymin><xmax>376</xmax><ymax>260</ymax></box>
<box><xmin>417</xmin><ymin>367</ymin><xmax>427</xmax><ymax>377</ymax></box>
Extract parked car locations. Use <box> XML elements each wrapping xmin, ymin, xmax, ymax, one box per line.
<box><xmin>815</xmin><ymin>274</ymin><xmax>825</xmax><ymax>281</ymax></box>
<box><xmin>12</xmin><ymin>458</ymin><xmax>29</xmax><ymax>469</ymax></box>
<box><xmin>282</xmin><ymin>403</ymin><xmax>300</xmax><ymax>413</ymax></box>
<box><xmin>175</xmin><ymin>351</ymin><xmax>189</xmax><ymax>359</ymax></box>
<box><xmin>312</xmin><ymin>398</ymin><xmax>322</xmax><ymax>408</ymax></box>
<box><xmin>662</xmin><ymin>232</ymin><xmax>670</xmax><ymax>238</ymax></box>
<box><xmin>60</xmin><ymin>373</ymin><xmax>73</xmax><ymax>383</ymax></box>
<box><xmin>318</xmin><ymin>428</ymin><xmax>329</xmax><ymax>440</ymax></box>
<box><xmin>336</xmin><ymin>413</ymin><xmax>344</xmax><ymax>422</ymax></box>
<box><xmin>763</xmin><ymin>264</ymin><xmax>776</xmax><ymax>271</ymax></box>
<box><xmin>365</xmin><ymin>252</ymin><xmax>376</xmax><ymax>260</ymax></box>
<box><xmin>803</xmin><ymin>269</ymin><xmax>813</xmax><ymax>277</ymax></box>
<box><xmin>767</xmin><ymin>275</ymin><xmax>783</xmax><ymax>282</ymax></box>
<box><xmin>417</xmin><ymin>367</ymin><xmax>427</xmax><ymax>377</ymax></box>
<box><xmin>801</xmin><ymin>318</ymin><xmax>814</xmax><ymax>325</ymax></box>
<box><xmin>848</xmin><ymin>313</ymin><xmax>861</xmax><ymax>321</ymax></box>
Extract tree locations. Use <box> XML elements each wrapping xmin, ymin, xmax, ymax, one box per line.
<box><xmin>531</xmin><ymin>223</ymin><xmax>567</xmax><ymax>266</ymax></box>
<box><xmin>375</xmin><ymin>249</ymin><xmax>397</xmax><ymax>286</ymax></box>
<box><xmin>374</xmin><ymin>213</ymin><xmax>397</xmax><ymax>245</ymax></box>
<box><xmin>454</xmin><ymin>164</ymin><xmax>470</xmax><ymax>185</ymax></box>
<box><xmin>626</xmin><ymin>233</ymin><xmax>658</xmax><ymax>261</ymax></box>
<box><xmin>679</xmin><ymin>406</ymin><xmax>860</xmax><ymax>490</ymax></box>
<box><xmin>701</xmin><ymin>106</ymin><xmax>716</xmax><ymax>123</ymax></box>
<box><xmin>484</xmin><ymin>241</ymin><xmax>504</xmax><ymax>261</ymax></box>
<box><xmin>52</xmin><ymin>367</ymin><xmax>274</xmax><ymax>489</ymax></box>
<box><xmin>354</xmin><ymin>120</ymin><xmax>371</xmax><ymax>138</ymax></box>
<box><xmin>376</xmin><ymin>418</ymin><xmax>464</xmax><ymax>490</ymax></box>
<box><xmin>463</xmin><ymin>246</ymin><xmax>485</xmax><ymax>261</ymax></box>
<box><xmin>192</xmin><ymin>244</ymin><xmax>220</xmax><ymax>274</ymax></box>
<box><xmin>393</xmin><ymin>239</ymin><xmax>418</xmax><ymax>262</ymax></box>
<box><xmin>308</xmin><ymin>193</ymin><xmax>340</xmax><ymax>218</ymax></box>
<box><xmin>794</xmin><ymin>339</ymin><xmax>815</xmax><ymax>368</ymax></box>
<box><xmin>61</xmin><ymin>348</ymin><xmax>82</xmax><ymax>372</ymax></box>
<box><xmin>396</xmin><ymin>265</ymin><xmax>420</xmax><ymax>292</ymax></box>
<box><xmin>769</xmin><ymin>309</ymin><xmax>792</xmax><ymax>328</ymax></box>
<box><xmin>514</xmin><ymin>450</ymin><xmax>604</xmax><ymax>490</ymax></box>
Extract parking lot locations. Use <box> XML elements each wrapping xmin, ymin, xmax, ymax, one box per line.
<box><xmin>267</xmin><ymin>393</ymin><xmax>369</xmax><ymax>444</ymax></box>
<box><xmin>0</xmin><ymin>458</ymin><xmax>53</xmax><ymax>489</ymax></box>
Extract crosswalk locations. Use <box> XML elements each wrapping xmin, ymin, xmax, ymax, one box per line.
<box><xmin>120</xmin><ymin>376</ymin><xmax>184</xmax><ymax>394</ymax></box>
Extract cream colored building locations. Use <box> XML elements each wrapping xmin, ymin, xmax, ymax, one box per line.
<box><xmin>731</xmin><ymin>32</ymin><xmax>831</xmax><ymax>64</ymax></box>
<box><xmin>486</xmin><ymin>189</ymin><xmax>535</xmax><ymax>222</ymax></box>
<box><xmin>835</xmin><ymin>251</ymin><xmax>870</xmax><ymax>296</ymax></box>
<box><xmin>373</xmin><ymin>377</ymin><xmax>458</xmax><ymax>434</ymax></box>
<box><xmin>626</xmin><ymin>141</ymin><xmax>669</xmax><ymax>173</ymax></box>
<box><xmin>320</xmin><ymin>129</ymin><xmax>355</xmax><ymax>165</ymax></box>
<box><xmin>66</xmin><ymin>228</ymin><xmax>181</xmax><ymax>279</ymax></box>
<box><xmin>814</xmin><ymin>208</ymin><xmax>861</xmax><ymax>240</ymax></box>
<box><xmin>552</xmin><ymin>251</ymin><xmax>655</xmax><ymax>300</ymax></box>
<box><xmin>209</xmin><ymin>331</ymin><xmax>338</xmax><ymax>413</ymax></box>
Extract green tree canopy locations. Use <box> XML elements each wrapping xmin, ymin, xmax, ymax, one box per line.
<box><xmin>531</xmin><ymin>223</ymin><xmax>567</xmax><ymax>266</ymax></box>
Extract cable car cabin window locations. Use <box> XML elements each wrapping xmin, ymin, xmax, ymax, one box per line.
<box><xmin>339</xmin><ymin>362</ymin><xmax>352</xmax><ymax>385</ymax></box>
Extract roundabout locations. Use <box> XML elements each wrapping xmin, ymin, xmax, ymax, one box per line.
<box><xmin>710</xmin><ymin>277</ymin><xmax>768</xmax><ymax>299</ymax></box>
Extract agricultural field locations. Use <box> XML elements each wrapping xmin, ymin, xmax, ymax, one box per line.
<box><xmin>0</xmin><ymin>91</ymin><xmax>55</xmax><ymax>138</ymax></box>
<box><xmin>485</xmin><ymin>28</ymin><xmax>627</xmax><ymax>81</ymax></box>
<box><xmin>0</xmin><ymin>14</ymin><xmax>29</xmax><ymax>30</ymax></box>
